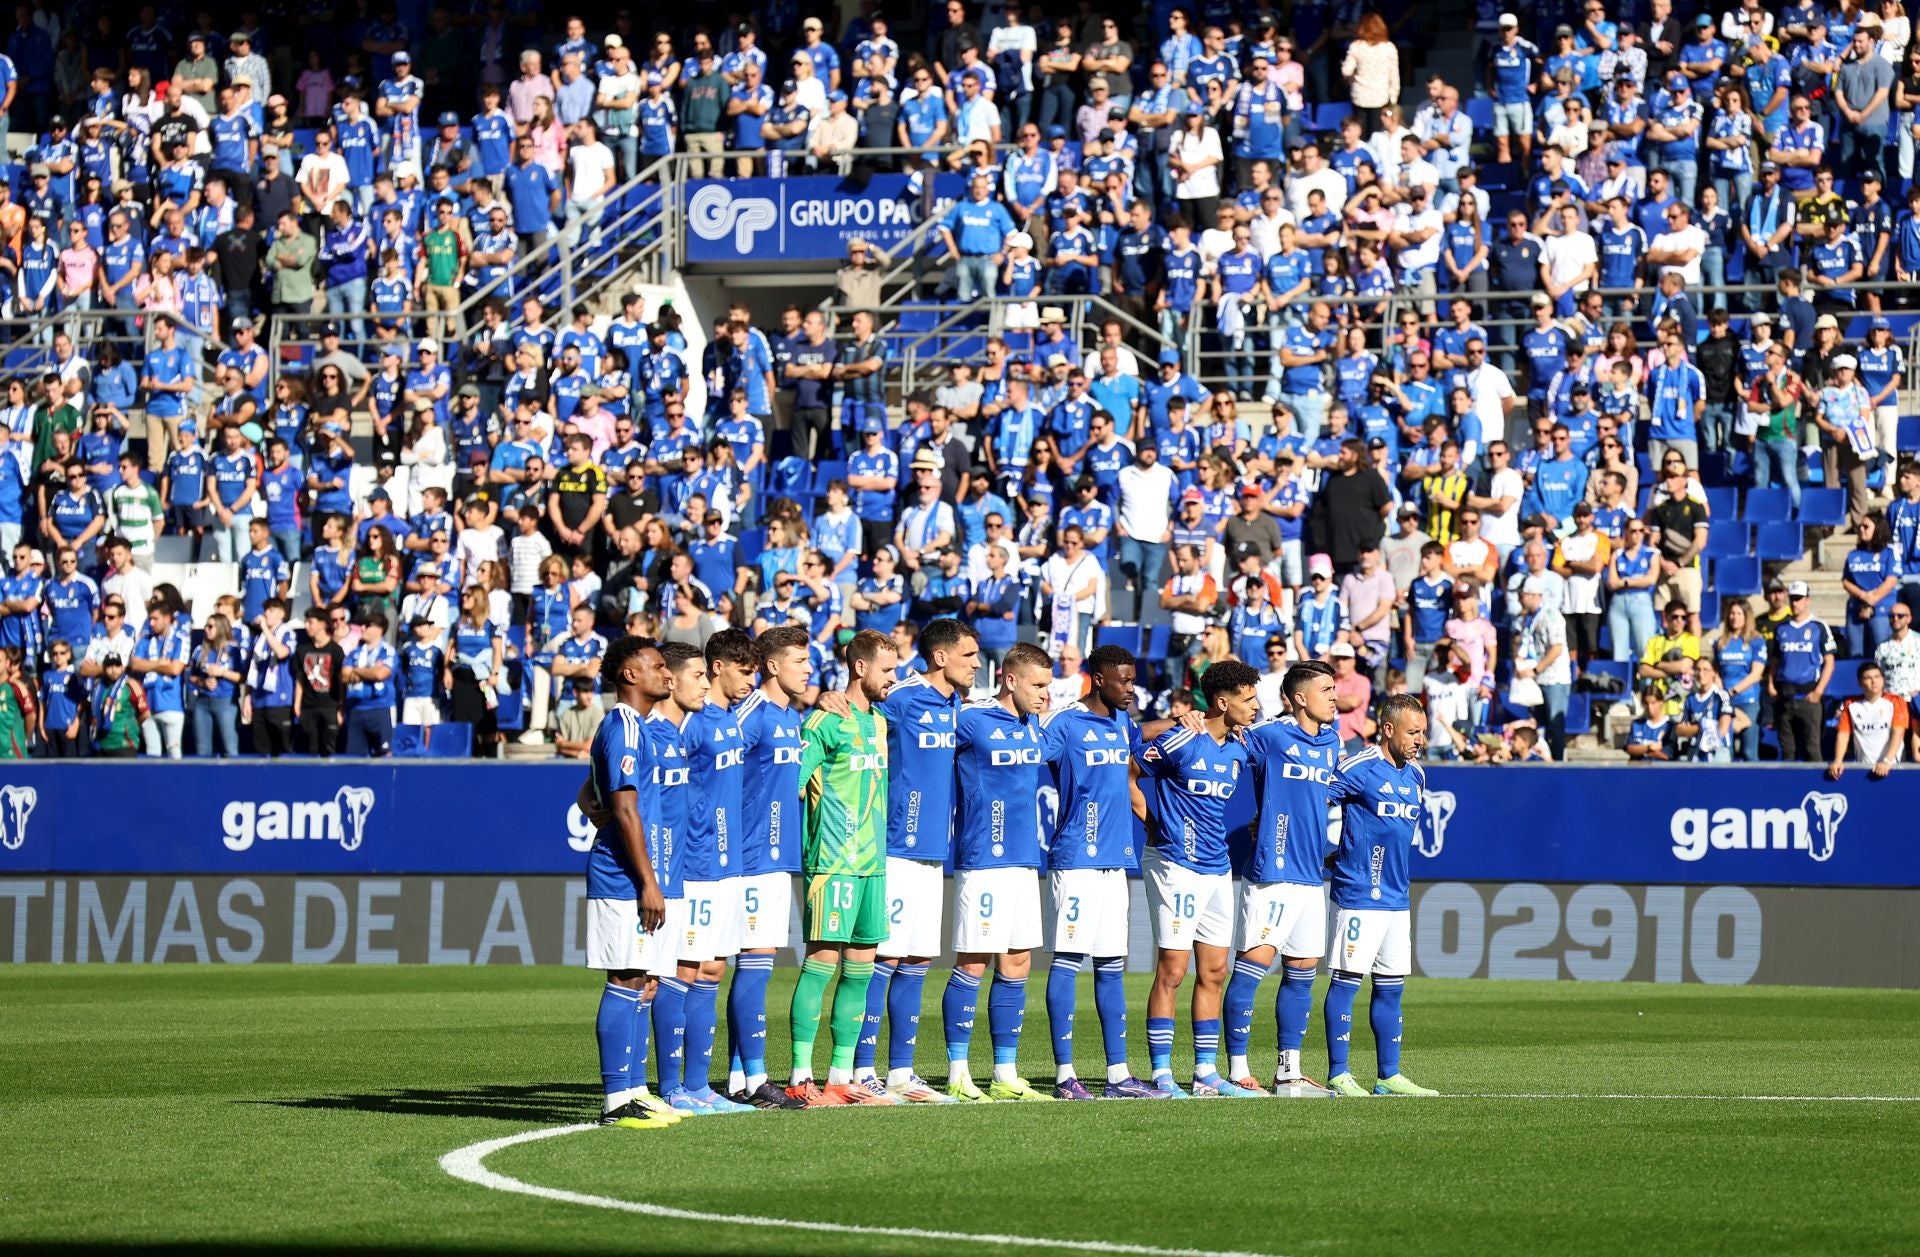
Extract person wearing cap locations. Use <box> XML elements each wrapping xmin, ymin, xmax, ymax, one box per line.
<box><xmin>173</xmin><ymin>33</ymin><xmax>220</xmax><ymax>114</ymax></box>
<box><xmin>223</xmin><ymin>28</ymin><xmax>271</xmax><ymax>101</ymax></box>
<box><xmin>1768</xmin><ymin>579</ymin><xmax>1838</xmax><ymax>763</ymax></box>
<box><xmin>1805</xmin><ymin>215</ymin><xmax>1867</xmax><ymax>317</ymax></box>
<box><xmin>1814</xmin><ymin>352</ymin><xmax>1880</xmax><ymax>528</ymax></box>
<box><xmin>375</xmin><ymin>50</ymin><xmax>425</xmax><ymax>169</ymax></box>
<box><xmin>795</xmin><ymin>14</ymin><xmax>843</xmax><ymax>93</ymax></box>
<box><xmin>1487</xmin><ymin>15</ymin><xmax>1539</xmax><ymax>167</ymax></box>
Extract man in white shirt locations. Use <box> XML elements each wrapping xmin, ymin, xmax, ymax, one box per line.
<box><xmin>1828</xmin><ymin>661</ymin><xmax>1907</xmax><ymax>779</ymax></box>
<box><xmin>1460</xmin><ymin>337</ymin><xmax>1521</xmax><ymax>450</ymax></box>
<box><xmin>1285</xmin><ymin>139</ymin><xmax>1347</xmax><ymax>221</ymax></box>
<box><xmin>295</xmin><ymin>130</ymin><xmax>352</xmax><ymax>219</ymax></box>
<box><xmin>1646</xmin><ymin>202</ymin><xmax>1708</xmax><ymax>285</ymax></box>
<box><xmin>1383</xmin><ymin>134</ymin><xmax>1440</xmax><ymax>204</ymax></box>
<box><xmin>1115</xmin><ymin>441</ymin><xmax>1176</xmax><ymax>621</ymax></box>
<box><xmin>1388</xmin><ymin>186</ymin><xmax>1444</xmax><ymax>313</ymax></box>
<box><xmin>1540</xmin><ymin>203</ymin><xmax>1599</xmax><ymax>310</ymax></box>
<box><xmin>563</xmin><ymin>118</ymin><xmax>618</xmax><ymax>248</ymax></box>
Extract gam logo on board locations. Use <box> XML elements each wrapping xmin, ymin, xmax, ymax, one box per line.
<box><xmin>0</xmin><ymin>785</ymin><xmax>37</xmax><ymax>850</ymax></box>
<box><xmin>222</xmin><ymin>787</ymin><xmax>377</xmax><ymax>853</ymax></box>
<box><xmin>1416</xmin><ymin>790</ymin><xmax>1457</xmax><ymax>858</ymax></box>
<box><xmin>1670</xmin><ymin>792</ymin><xmax>1847</xmax><ymax>863</ymax></box>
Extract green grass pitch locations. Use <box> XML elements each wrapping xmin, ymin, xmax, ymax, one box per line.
<box><xmin>3</xmin><ymin>965</ymin><xmax>1916</xmax><ymax>1256</ymax></box>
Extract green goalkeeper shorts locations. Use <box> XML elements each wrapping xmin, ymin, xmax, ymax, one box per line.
<box><xmin>803</xmin><ymin>872</ymin><xmax>889</xmax><ymax>946</ymax></box>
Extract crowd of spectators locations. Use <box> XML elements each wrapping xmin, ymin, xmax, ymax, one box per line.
<box><xmin>0</xmin><ymin>1</ymin><xmax>1914</xmax><ymax>774</ymax></box>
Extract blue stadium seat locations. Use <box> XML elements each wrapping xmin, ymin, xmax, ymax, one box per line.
<box><xmin>1701</xmin><ymin>522</ymin><xmax>1750</xmax><ymax>561</ymax></box>
<box><xmin>1564</xmin><ymin>693</ymin><xmax>1593</xmax><ymax>737</ymax></box>
<box><xmin>1753</xmin><ymin>523</ymin><xmax>1804</xmax><ymax>561</ymax></box>
<box><xmin>494</xmin><ymin>689</ymin><xmax>525</xmax><ymax>731</ymax></box>
<box><xmin>1825</xmin><ymin>671</ymin><xmax>1864</xmax><ymax>701</ymax></box>
<box><xmin>1464</xmin><ymin>99</ymin><xmax>1495</xmax><ymax>129</ymax></box>
<box><xmin>1698</xmin><ymin>597</ymin><xmax>1721</xmax><ymax>632</ymax></box>
<box><xmin>1713</xmin><ymin>556</ymin><xmax>1762</xmax><ymax>596</ymax></box>
<box><xmin>737</xmin><ymin>527</ymin><xmax>766</xmax><ymax>566</ymax></box>
<box><xmin>1095</xmin><ymin>624</ymin><xmax>1142</xmax><ymax>652</ymax></box>
<box><xmin>816</xmin><ymin>460</ymin><xmax>848</xmax><ymax>488</ymax></box>
<box><xmin>423</xmin><ymin>724</ymin><xmax>474</xmax><ymax>758</ymax></box>
<box><xmin>1798</xmin><ymin>488</ymin><xmax>1848</xmax><ymax>527</ymax></box>
<box><xmin>1742</xmin><ymin>487</ymin><xmax>1793</xmax><ymax>522</ymax></box>
<box><xmin>391</xmin><ymin>723</ymin><xmax>473</xmax><ymax>758</ymax></box>
<box><xmin>1704</xmin><ymin>486</ymin><xmax>1738</xmax><ymax>519</ymax></box>
<box><xmin>1144</xmin><ymin>623</ymin><xmax>1171</xmax><ymax>661</ymax></box>
<box><xmin>1582</xmin><ymin>662</ymin><xmax>1632</xmax><ymax>700</ymax></box>
<box><xmin>1899</xmin><ymin>416</ymin><xmax>1920</xmax><ymax>453</ymax></box>
<box><xmin>1312</xmin><ymin>103</ymin><xmax>1353</xmax><ymax>130</ymax></box>
<box><xmin>769</xmin><ymin>456</ymin><xmax>809</xmax><ymax>501</ymax></box>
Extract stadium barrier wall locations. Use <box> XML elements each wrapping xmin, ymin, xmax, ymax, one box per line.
<box><xmin>683</xmin><ymin>173</ymin><xmax>963</xmax><ymax>262</ymax></box>
<box><xmin>1</xmin><ymin>765</ymin><xmax>1914</xmax><ymax>984</ymax></box>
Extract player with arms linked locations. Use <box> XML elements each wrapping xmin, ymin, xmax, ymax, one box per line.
<box><xmin>787</xmin><ymin>629</ymin><xmax>900</xmax><ymax>1106</ymax></box>
<box><xmin>1324</xmin><ymin>693</ymin><xmax>1439</xmax><ymax>1097</ymax></box>
<box><xmin>580</xmin><ymin>635</ymin><xmax>685</xmax><ymax>1130</ymax></box>
<box><xmin>1133</xmin><ymin>659</ymin><xmax>1266</xmax><ymax>1098</ymax></box>
<box><xmin>725</xmin><ymin>625</ymin><xmax>812</xmax><ymax>1109</ymax></box>
<box><xmin>1039</xmin><ymin>644</ymin><xmax>1160</xmax><ymax>1100</ymax></box>
<box><xmin>1229</xmin><ymin>660</ymin><xmax>1343</xmax><ymax>1097</ymax></box>
<box><xmin>847</xmin><ymin>617</ymin><xmax>979</xmax><ymax>1102</ymax></box>
<box><xmin>942</xmin><ymin>641</ymin><xmax>1058</xmax><ymax>1102</ymax></box>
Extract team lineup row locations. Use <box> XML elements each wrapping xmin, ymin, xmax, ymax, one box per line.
<box><xmin>577</xmin><ymin>620</ymin><xmax>1435</xmax><ymax>1130</ymax></box>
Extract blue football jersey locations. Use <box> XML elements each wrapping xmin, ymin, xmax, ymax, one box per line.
<box><xmin>1039</xmin><ymin>701</ymin><xmax>1143</xmax><ymax>871</ymax></box>
<box><xmin>586</xmin><ymin>703</ymin><xmax>661</xmax><ymax>900</ymax></box>
<box><xmin>878</xmin><ymin>671</ymin><xmax>963</xmax><ymax>860</ymax></box>
<box><xmin>1242</xmin><ymin>717</ymin><xmax>1342</xmax><ymax>885</ymax></box>
<box><xmin>1136</xmin><ymin>726</ymin><xmax>1246</xmax><ymax>874</ymax></box>
<box><xmin>735</xmin><ymin>688</ymin><xmax>805</xmax><ymax>875</ymax></box>
<box><xmin>678</xmin><ymin>701</ymin><xmax>746</xmax><ymax>881</ymax></box>
<box><xmin>953</xmin><ymin>700</ymin><xmax>1046</xmax><ymax>870</ymax></box>
<box><xmin>643</xmin><ymin>712</ymin><xmax>690</xmax><ymax>898</ymax></box>
<box><xmin>1327</xmin><ymin>746</ymin><xmax>1426</xmax><ymax>911</ymax></box>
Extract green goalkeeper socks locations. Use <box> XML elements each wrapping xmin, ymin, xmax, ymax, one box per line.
<box><xmin>829</xmin><ymin>961</ymin><xmax>875</xmax><ymax>1072</ymax></box>
<box><xmin>789</xmin><ymin>958</ymin><xmax>837</xmax><ymax>1076</ymax></box>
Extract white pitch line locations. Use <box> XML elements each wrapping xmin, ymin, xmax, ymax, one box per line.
<box><xmin>1433</xmin><ymin>1093</ymin><xmax>1920</xmax><ymax>1102</ymax></box>
<box><xmin>439</xmin><ymin>1122</ymin><xmax>1287</xmax><ymax>1257</ymax></box>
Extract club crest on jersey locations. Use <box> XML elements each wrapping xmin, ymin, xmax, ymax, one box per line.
<box><xmin>621</xmin><ymin>754</ymin><xmax>636</xmax><ymax>777</ymax></box>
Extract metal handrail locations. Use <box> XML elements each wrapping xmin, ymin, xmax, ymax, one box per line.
<box><xmin>264</xmin><ymin>155</ymin><xmax>680</xmax><ymax>368</ymax></box>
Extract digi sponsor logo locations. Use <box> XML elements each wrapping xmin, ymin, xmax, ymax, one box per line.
<box><xmin>917</xmin><ymin>731</ymin><xmax>957</xmax><ymax>750</ymax></box>
<box><xmin>0</xmin><ymin>785</ymin><xmax>37</xmax><ymax>850</ymax></box>
<box><xmin>1669</xmin><ymin>792</ymin><xmax>1848</xmax><ymax>863</ymax></box>
<box><xmin>990</xmin><ymin>748</ymin><xmax>1043</xmax><ymax>766</ymax></box>
<box><xmin>1081</xmin><ymin>748</ymin><xmax>1129</xmax><ymax>766</ymax></box>
<box><xmin>221</xmin><ymin>787</ymin><xmax>376</xmax><ymax>852</ymax></box>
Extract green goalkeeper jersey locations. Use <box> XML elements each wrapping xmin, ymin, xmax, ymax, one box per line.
<box><xmin>797</xmin><ymin>704</ymin><xmax>888</xmax><ymax>876</ymax></box>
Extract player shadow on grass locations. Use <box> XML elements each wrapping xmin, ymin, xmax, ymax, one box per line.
<box><xmin>246</xmin><ymin>1083</ymin><xmax>602</xmax><ymax>1122</ymax></box>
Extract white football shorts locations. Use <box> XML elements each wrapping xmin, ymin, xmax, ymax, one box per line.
<box><xmin>677</xmin><ymin>878</ymin><xmax>744</xmax><ymax>962</ymax></box>
<box><xmin>1143</xmin><ymin>848</ymin><xmax>1235</xmax><ymax>949</ymax></box>
<box><xmin>1238</xmin><ymin>880</ymin><xmax>1327</xmax><ymax>957</ymax></box>
<box><xmin>736</xmin><ymin>872</ymin><xmax>794</xmax><ymax>950</ymax></box>
<box><xmin>1048</xmin><ymin>867</ymin><xmax>1130</xmax><ymax>957</ymax></box>
<box><xmin>585</xmin><ymin>895</ymin><xmax>676</xmax><ymax>974</ymax></box>
<box><xmin>879</xmin><ymin>856</ymin><xmax>945</xmax><ymax>960</ymax></box>
<box><xmin>1330</xmin><ymin>907</ymin><xmax>1411</xmax><ymax>976</ymax></box>
<box><xmin>952</xmin><ymin>866</ymin><xmax>1044</xmax><ymax>953</ymax></box>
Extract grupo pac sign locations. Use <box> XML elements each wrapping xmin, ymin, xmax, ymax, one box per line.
<box><xmin>682</xmin><ymin>173</ymin><xmax>962</xmax><ymax>262</ymax></box>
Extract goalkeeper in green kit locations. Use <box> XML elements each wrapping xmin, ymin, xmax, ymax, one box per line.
<box><xmin>784</xmin><ymin>629</ymin><xmax>901</xmax><ymax>1108</ymax></box>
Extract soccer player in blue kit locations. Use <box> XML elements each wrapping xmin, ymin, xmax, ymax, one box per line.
<box><xmin>1230</xmin><ymin>660</ymin><xmax>1342</xmax><ymax>1097</ymax></box>
<box><xmin>944</xmin><ymin>641</ymin><xmax>1057</xmax><ymax>1102</ymax></box>
<box><xmin>580</xmin><ymin>635</ymin><xmax>683</xmax><ymax>1130</ymax></box>
<box><xmin>862</xmin><ymin>617</ymin><xmax>978</xmax><ymax>1103</ymax></box>
<box><xmin>665</xmin><ymin>631</ymin><xmax>757</xmax><ymax>1115</ymax></box>
<box><xmin>1324</xmin><ymin>694</ymin><xmax>1440</xmax><ymax>1097</ymax></box>
<box><xmin>1134</xmin><ymin>659</ymin><xmax>1265</xmax><ymax>1099</ymax></box>
<box><xmin>726</xmin><ymin>625</ymin><xmax>812</xmax><ymax>1110</ymax></box>
<box><xmin>1039</xmin><ymin>644</ymin><xmax>1160</xmax><ymax>1100</ymax></box>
